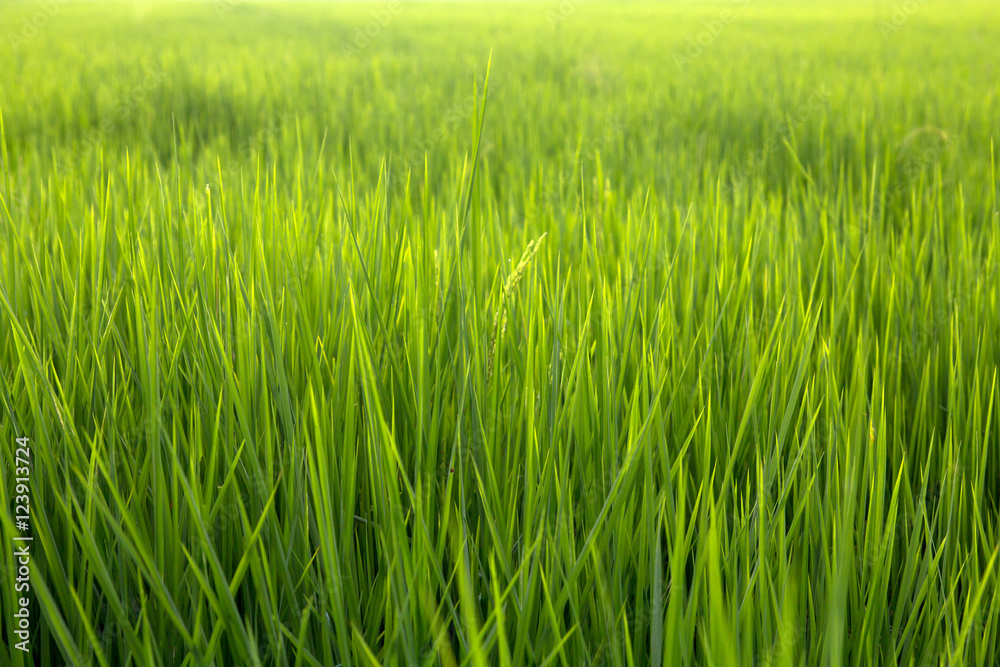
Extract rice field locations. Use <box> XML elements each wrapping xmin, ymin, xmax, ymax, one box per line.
<box><xmin>1</xmin><ymin>1</ymin><xmax>999</xmax><ymax>665</ymax></box>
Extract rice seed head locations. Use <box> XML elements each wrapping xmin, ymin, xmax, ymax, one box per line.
<box><xmin>487</xmin><ymin>232</ymin><xmax>547</xmax><ymax>384</ymax></box>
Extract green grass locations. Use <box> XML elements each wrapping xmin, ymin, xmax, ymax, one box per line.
<box><xmin>1</xmin><ymin>1</ymin><xmax>999</xmax><ymax>665</ymax></box>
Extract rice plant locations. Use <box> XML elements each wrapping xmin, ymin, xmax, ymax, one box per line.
<box><xmin>1</xmin><ymin>1</ymin><xmax>998</xmax><ymax>665</ymax></box>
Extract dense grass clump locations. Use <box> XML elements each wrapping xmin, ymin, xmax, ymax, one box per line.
<box><xmin>1</xmin><ymin>1</ymin><xmax>999</xmax><ymax>665</ymax></box>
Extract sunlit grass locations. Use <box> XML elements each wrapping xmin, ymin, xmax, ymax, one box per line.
<box><xmin>1</xmin><ymin>1</ymin><xmax>999</xmax><ymax>665</ymax></box>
